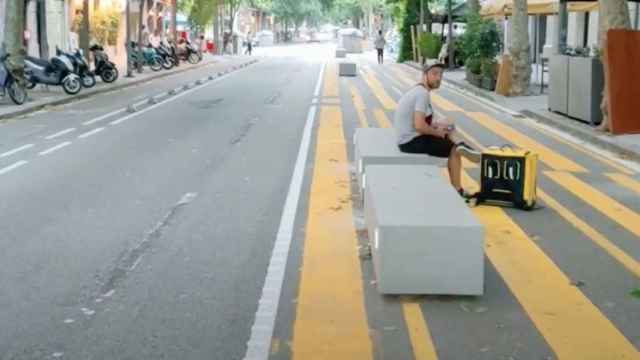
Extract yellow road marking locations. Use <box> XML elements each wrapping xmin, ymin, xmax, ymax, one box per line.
<box><xmin>402</xmin><ymin>302</ymin><xmax>439</xmax><ymax>360</ymax></box>
<box><xmin>361</xmin><ymin>69</ymin><xmax>398</xmax><ymax>110</ymax></box>
<box><xmin>323</xmin><ymin>63</ymin><xmax>339</xmax><ymax>97</ymax></box>
<box><xmin>349</xmin><ymin>84</ymin><xmax>369</xmax><ymax>128</ymax></box>
<box><xmin>292</xmin><ymin>66</ymin><xmax>372</xmax><ymax>359</ymax></box>
<box><xmin>431</xmin><ymin>94</ymin><xmax>463</xmax><ymax>112</ymax></box>
<box><xmin>462</xmin><ymin>111</ymin><xmax>587</xmax><ymax>173</ymax></box>
<box><xmin>538</xmin><ymin>189</ymin><xmax>640</xmax><ymax>278</ymax></box>
<box><xmin>545</xmin><ymin>171</ymin><xmax>640</xmax><ymax>239</ymax></box>
<box><xmin>389</xmin><ymin>65</ymin><xmax>417</xmax><ymax>87</ymax></box>
<box><xmin>524</xmin><ymin>124</ymin><xmax>635</xmax><ymax>175</ymax></box>
<box><xmin>605</xmin><ymin>173</ymin><xmax>640</xmax><ymax>194</ymax></box>
<box><xmin>461</xmin><ymin>172</ymin><xmax>639</xmax><ymax>360</ymax></box>
<box><xmin>373</xmin><ymin>108</ymin><xmax>392</xmax><ymax>129</ymax></box>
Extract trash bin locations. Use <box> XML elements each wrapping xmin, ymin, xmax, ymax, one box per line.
<box><xmin>338</xmin><ymin>28</ymin><xmax>364</xmax><ymax>53</ymax></box>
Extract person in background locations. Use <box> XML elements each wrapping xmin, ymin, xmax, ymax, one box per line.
<box><xmin>374</xmin><ymin>30</ymin><xmax>386</xmax><ymax>64</ymax></box>
<box><xmin>245</xmin><ymin>32</ymin><xmax>253</xmax><ymax>55</ymax></box>
<box><xmin>394</xmin><ymin>63</ymin><xmax>481</xmax><ymax>197</ymax></box>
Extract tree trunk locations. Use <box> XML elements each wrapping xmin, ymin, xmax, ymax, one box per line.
<box><xmin>597</xmin><ymin>0</ymin><xmax>631</xmax><ymax>132</ymax></box>
<box><xmin>171</xmin><ymin>0</ymin><xmax>177</xmax><ymax>41</ymax></box>
<box><xmin>138</xmin><ymin>0</ymin><xmax>146</xmax><ymax>72</ymax></box>
<box><xmin>3</xmin><ymin>0</ymin><xmax>26</xmax><ymax>79</ymax></box>
<box><xmin>37</xmin><ymin>0</ymin><xmax>49</xmax><ymax>59</ymax></box>
<box><xmin>80</xmin><ymin>0</ymin><xmax>90</xmax><ymax>59</ymax></box>
<box><xmin>509</xmin><ymin>0</ymin><xmax>531</xmax><ymax>96</ymax></box>
<box><xmin>468</xmin><ymin>0</ymin><xmax>481</xmax><ymax>15</ymax></box>
<box><xmin>213</xmin><ymin>3</ymin><xmax>220</xmax><ymax>54</ymax></box>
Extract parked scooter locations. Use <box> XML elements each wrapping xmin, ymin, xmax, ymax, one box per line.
<box><xmin>23</xmin><ymin>52</ymin><xmax>82</xmax><ymax>95</ymax></box>
<box><xmin>0</xmin><ymin>52</ymin><xmax>27</xmax><ymax>105</ymax></box>
<box><xmin>154</xmin><ymin>44</ymin><xmax>175</xmax><ymax>70</ymax></box>
<box><xmin>176</xmin><ymin>39</ymin><xmax>200</xmax><ymax>64</ymax></box>
<box><xmin>58</xmin><ymin>47</ymin><xmax>96</xmax><ymax>88</ymax></box>
<box><xmin>89</xmin><ymin>44</ymin><xmax>118</xmax><ymax>83</ymax></box>
<box><xmin>128</xmin><ymin>42</ymin><xmax>162</xmax><ymax>72</ymax></box>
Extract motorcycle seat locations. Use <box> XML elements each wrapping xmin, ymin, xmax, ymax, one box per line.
<box><xmin>25</xmin><ymin>56</ymin><xmax>50</xmax><ymax>67</ymax></box>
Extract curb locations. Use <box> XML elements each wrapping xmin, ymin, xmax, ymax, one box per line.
<box><xmin>0</xmin><ymin>59</ymin><xmax>221</xmax><ymax>122</ymax></box>
<box><xmin>401</xmin><ymin>61</ymin><xmax>640</xmax><ymax>163</ymax></box>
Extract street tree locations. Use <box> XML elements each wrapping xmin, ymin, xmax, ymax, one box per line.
<box><xmin>597</xmin><ymin>0</ymin><xmax>631</xmax><ymax>132</ymax></box>
<box><xmin>508</xmin><ymin>0</ymin><xmax>531</xmax><ymax>95</ymax></box>
<box><xmin>3</xmin><ymin>0</ymin><xmax>26</xmax><ymax>78</ymax></box>
<box><xmin>80</xmin><ymin>0</ymin><xmax>91</xmax><ymax>60</ymax></box>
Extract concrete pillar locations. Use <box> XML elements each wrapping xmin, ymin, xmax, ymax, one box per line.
<box><xmin>543</xmin><ymin>15</ymin><xmax>558</xmax><ymax>57</ymax></box>
<box><xmin>45</xmin><ymin>0</ymin><xmax>68</xmax><ymax>52</ymax></box>
<box><xmin>26</xmin><ymin>0</ymin><xmax>40</xmax><ymax>56</ymax></box>
<box><xmin>587</xmin><ymin>11</ymin><xmax>599</xmax><ymax>48</ymax></box>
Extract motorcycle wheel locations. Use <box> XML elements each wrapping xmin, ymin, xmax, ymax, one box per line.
<box><xmin>161</xmin><ymin>57</ymin><xmax>174</xmax><ymax>70</ymax></box>
<box><xmin>150</xmin><ymin>59</ymin><xmax>162</xmax><ymax>71</ymax></box>
<box><xmin>81</xmin><ymin>74</ymin><xmax>97</xmax><ymax>88</ymax></box>
<box><xmin>62</xmin><ymin>76</ymin><xmax>82</xmax><ymax>95</ymax></box>
<box><xmin>187</xmin><ymin>53</ymin><xmax>199</xmax><ymax>64</ymax></box>
<box><xmin>100</xmin><ymin>67</ymin><xmax>119</xmax><ymax>83</ymax></box>
<box><xmin>25</xmin><ymin>80</ymin><xmax>37</xmax><ymax>90</ymax></box>
<box><xmin>7</xmin><ymin>77</ymin><xmax>27</xmax><ymax>105</ymax></box>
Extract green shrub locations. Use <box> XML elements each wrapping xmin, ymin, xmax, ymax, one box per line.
<box><xmin>418</xmin><ymin>32</ymin><xmax>442</xmax><ymax>60</ymax></box>
<box><xmin>481</xmin><ymin>58</ymin><xmax>498</xmax><ymax>78</ymax></box>
<box><xmin>466</xmin><ymin>58</ymin><xmax>481</xmax><ymax>75</ymax></box>
<box><xmin>459</xmin><ymin>13</ymin><xmax>501</xmax><ymax>65</ymax></box>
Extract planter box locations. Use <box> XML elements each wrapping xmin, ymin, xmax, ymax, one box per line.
<box><xmin>481</xmin><ymin>77</ymin><xmax>496</xmax><ymax>91</ymax></box>
<box><xmin>548</xmin><ymin>55</ymin><xmax>570</xmax><ymax>114</ymax></box>
<box><xmin>567</xmin><ymin>56</ymin><xmax>604</xmax><ymax>125</ymax></box>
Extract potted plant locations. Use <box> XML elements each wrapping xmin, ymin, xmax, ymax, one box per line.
<box><xmin>466</xmin><ymin>58</ymin><xmax>482</xmax><ymax>87</ymax></box>
<box><xmin>418</xmin><ymin>32</ymin><xmax>443</xmax><ymax>63</ymax></box>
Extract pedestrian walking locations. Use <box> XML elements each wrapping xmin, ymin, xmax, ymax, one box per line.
<box><xmin>245</xmin><ymin>32</ymin><xmax>253</xmax><ymax>56</ymax></box>
<box><xmin>374</xmin><ymin>30</ymin><xmax>387</xmax><ymax>64</ymax></box>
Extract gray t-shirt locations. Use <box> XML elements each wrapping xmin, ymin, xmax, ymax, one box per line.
<box><xmin>393</xmin><ymin>85</ymin><xmax>432</xmax><ymax>145</ymax></box>
<box><xmin>374</xmin><ymin>35</ymin><xmax>386</xmax><ymax>49</ymax></box>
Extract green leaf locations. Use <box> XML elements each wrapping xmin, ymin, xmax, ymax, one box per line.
<box><xmin>631</xmin><ymin>288</ymin><xmax>640</xmax><ymax>299</ymax></box>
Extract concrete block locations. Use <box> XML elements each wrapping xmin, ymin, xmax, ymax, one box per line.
<box><xmin>339</xmin><ymin>62</ymin><xmax>357</xmax><ymax>77</ymax></box>
<box><xmin>364</xmin><ymin>165</ymin><xmax>484</xmax><ymax>295</ymax></box>
<box><xmin>336</xmin><ymin>48</ymin><xmax>347</xmax><ymax>58</ymax></box>
<box><xmin>354</xmin><ymin>128</ymin><xmax>444</xmax><ymax>192</ymax></box>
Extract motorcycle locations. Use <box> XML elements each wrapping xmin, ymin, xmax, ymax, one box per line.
<box><xmin>58</xmin><ymin>47</ymin><xmax>96</xmax><ymax>88</ymax></box>
<box><xmin>154</xmin><ymin>44</ymin><xmax>175</xmax><ymax>70</ymax></box>
<box><xmin>177</xmin><ymin>40</ymin><xmax>200</xmax><ymax>64</ymax></box>
<box><xmin>23</xmin><ymin>52</ymin><xmax>82</xmax><ymax>95</ymax></box>
<box><xmin>0</xmin><ymin>52</ymin><xmax>27</xmax><ymax>105</ymax></box>
<box><xmin>89</xmin><ymin>44</ymin><xmax>119</xmax><ymax>83</ymax></box>
<box><xmin>128</xmin><ymin>42</ymin><xmax>162</xmax><ymax>72</ymax></box>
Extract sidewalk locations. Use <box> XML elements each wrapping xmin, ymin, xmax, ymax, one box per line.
<box><xmin>0</xmin><ymin>55</ymin><xmax>236</xmax><ymax>121</ymax></box>
<box><xmin>406</xmin><ymin>61</ymin><xmax>640</xmax><ymax>163</ymax></box>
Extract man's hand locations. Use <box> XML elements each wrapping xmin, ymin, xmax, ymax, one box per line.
<box><xmin>432</xmin><ymin>128</ymin><xmax>449</xmax><ymax>139</ymax></box>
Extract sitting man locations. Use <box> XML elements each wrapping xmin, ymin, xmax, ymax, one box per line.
<box><xmin>394</xmin><ymin>63</ymin><xmax>481</xmax><ymax>197</ymax></box>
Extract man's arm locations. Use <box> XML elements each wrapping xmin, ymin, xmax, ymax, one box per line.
<box><xmin>413</xmin><ymin>111</ymin><xmax>448</xmax><ymax>138</ymax></box>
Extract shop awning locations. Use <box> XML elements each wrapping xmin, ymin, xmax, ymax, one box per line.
<box><xmin>480</xmin><ymin>0</ymin><xmax>599</xmax><ymax>17</ymax></box>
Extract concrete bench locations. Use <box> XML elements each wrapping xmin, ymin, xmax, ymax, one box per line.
<box><xmin>336</xmin><ymin>48</ymin><xmax>347</xmax><ymax>58</ymax></box>
<box><xmin>354</xmin><ymin>128</ymin><xmax>444</xmax><ymax>192</ymax></box>
<box><xmin>364</xmin><ymin>165</ymin><xmax>484</xmax><ymax>295</ymax></box>
<box><xmin>339</xmin><ymin>62</ymin><xmax>357</xmax><ymax>77</ymax></box>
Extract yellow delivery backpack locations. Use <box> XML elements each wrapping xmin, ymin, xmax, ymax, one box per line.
<box><xmin>469</xmin><ymin>145</ymin><xmax>538</xmax><ymax>210</ymax></box>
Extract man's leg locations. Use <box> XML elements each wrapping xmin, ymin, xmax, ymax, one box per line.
<box><xmin>448</xmin><ymin>148</ymin><xmax>463</xmax><ymax>191</ymax></box>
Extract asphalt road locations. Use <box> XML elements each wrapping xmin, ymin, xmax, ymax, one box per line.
<box><xmin>0</xmin><ymin>43</ymin><xmax>638</xmax><ymax>360</ymax></box>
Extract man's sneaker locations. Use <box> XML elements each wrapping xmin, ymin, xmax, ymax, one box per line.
<box><xmin>456</xmin><ymin>142</ymin><xmax>482</xmax><ymax>163</ymax></box>
<box><xmin>457</xmin><ymin>188</ymin><xmax>474</xmax><ymax>199</ymax></box>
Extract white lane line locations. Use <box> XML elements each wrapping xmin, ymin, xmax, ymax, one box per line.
<box><xmin>242</xmin><ymin>62</ymin><xmax>325</xmax><ymax>360</ymax></box>
<box><xmin>1</xmin><ymin>144</ymin><xmax>34</xmax><ymax>158</ymax></box>
<box><xmin>45</xmin><ymin>128</ymin><xmax>76</xmax><ymax>140</ymax></box>
<box><xmin>107</xmin><ymin>60</ymin><xmax>267</xmax><ymax>127</ymax></box>
<box><xmin>82</xmin><ymin>108</ymin><xmax>125</xmax><ymax>126</ymax></box>
<box><xmin>78</xmin><ymin>127</ymin><xmax>105</xmax><ymax>139</ymax></box>
<box><xmin>39</xmin><ymin>141</ymin><xmax>72</xmax><ymax>156</ymax></box>
<box><xmin>0</xmin><ymin>160</ymin><xmax>29</xmax><ymax>175</ymax></box>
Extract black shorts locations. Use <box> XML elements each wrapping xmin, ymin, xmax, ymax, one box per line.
<box><xmin>377</xmin><ymin>48</ymin><xmax>384</xmax><ymax>57</ymax></box>
<box><xmin>398</xmin><ymin>135</ymin><xmax>455</xmax><ymax>158</ymax></box>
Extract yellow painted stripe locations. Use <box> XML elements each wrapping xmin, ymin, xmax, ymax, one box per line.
<box><xmin>461</xmin><ymin>172</ymin><xmax>639</xmax><ymax>360</ymax></box>
<box><xmin>462</xmin><ymin>110</ymin><xmax>587</xmax><ymax>173</ymax></box>
<box><xmin>605</xmin><ymin>173</ymin><xmax>640</xmax><ymax>194</ymax></box>
<box><xmin>431</xmin><ymin>94</ymin><xmax>463</xmax><ymax>112</ymax></box>
<box><xmin>291</xmin><ymin>104</ymin><xmax>373</xmax><ymax>360</ymax></box>
<box><xmin>538</xmin><ymin>189</ymin><xmax>640</xmax><ymax>278</ymax></box>
<box><xmin>402</xmin><ymin>302</ymin><xmax>439</xmax><ymax>360</ymax></box>
<box><xmin>523</xmin><ymin>123</ymin><xmax>635</xmax><ymax>175</ymax></box>
<box><xmin>545</xmin><ymin>171</ymin><xmax>640</xmax><ymax>239</ymax></box>
<box><xmin>361</xmin><ymin>69</ymin><xmax>398</xmax><ymax>111</ymax></box>
<box><xmin>389</xmin><ymin>65</ymin><xmax>418</xmax><ymax>87</ymax></box>
<box><xmin>323</xmin><ymin>63</ymin><xmax>339</xmax><ymax>97</ymax></box>
<box><xmin>373</xmin><ymin>108</ymin><xmax>392</xmax><ymax>129</ymax></box>
<box><xmin>349</xmin><ymin>84</ymin><xmax>369</xmax><ymax>128</ymax></box>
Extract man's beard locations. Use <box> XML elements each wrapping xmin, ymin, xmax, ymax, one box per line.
<box><xmin>427</xmin><ymin>80</ymin><xmax>441</xmax><ymax>89</ymax></box>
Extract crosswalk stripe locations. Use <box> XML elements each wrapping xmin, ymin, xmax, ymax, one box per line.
<box><xmin>461</xmin><ymin>110</ymin><xmax>587</xmax><ymax>173</ymax></box>
<box><xmin>605</xmin><ymin>173</ymin><xmax>640</xmax><ymax>195</ymax></box>
<box><xmin>389</xmin><ymin>65</ymin><xmax>417</xmax><ymax>86</ymax></box>
<box><xmin>545</xmin><ymin>171</ymin><xmax>640</xmax><ymax>239</ymax></box>
<box><xmin>348</xmin><ymin>84</ymin><xmax>369</xmax><ymax>128</ymax></box>
<box><xmin>402</xmin><ymin>302</ymin><xmax>439</xmax><ymax>360</ymax></box>
<box><xmin>461</xmin><ymin>172</ymin><xmax>639</xmax><ymax>360</ymax></box>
